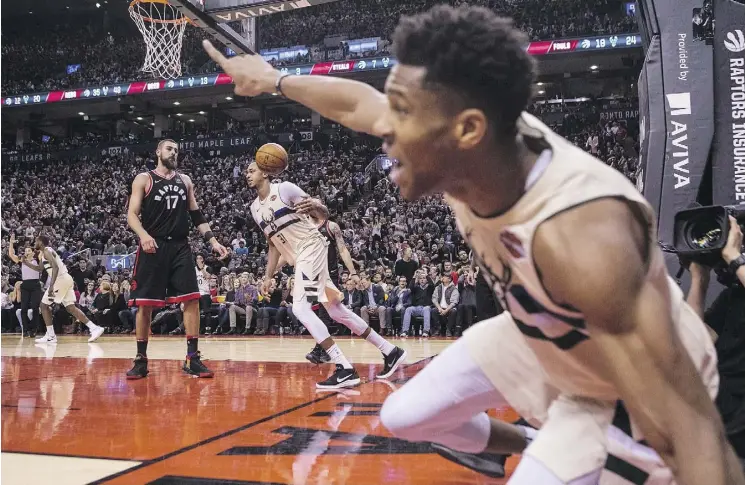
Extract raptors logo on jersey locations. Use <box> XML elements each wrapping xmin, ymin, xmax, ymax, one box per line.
<box><xmin>141</xmin><ymin>171</ymin><xmax>191</xmax><ymax>240</ymax></box>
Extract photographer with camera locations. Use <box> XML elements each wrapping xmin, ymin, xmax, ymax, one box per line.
<box><xmin>687</xmin><ymin>215</ymin><xmax>745</xmax><ymax>459</ymax></box>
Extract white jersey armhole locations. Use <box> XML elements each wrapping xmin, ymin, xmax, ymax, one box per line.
<box><xmin>278</xmin><ymin>181</ymin><xmax>309</xmax><ymax>207</ymax></box>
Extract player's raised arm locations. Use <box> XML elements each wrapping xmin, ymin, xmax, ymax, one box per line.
<box><xmin>202</xmin><ymin>40</ymin><xmax>386</xmax><ymax>135</ymax></box>
<box><xmin>533</xmin><ymin>198</ymin><xmax>744</xmax><ymax>485</ymax></box>
<box><xmin>7</xmin><ymin>234</ymin><xmax>20</xmax><ymax>264</ymax></box>
<box><xmin>127</xmin><ymin>173</ymin><xmax>158</xmax><ymax>254</ymax></box>
<box><xmin>181</xmin><ymin>173</ymin><xmax>229</xmax><ymax>260</ymax></box>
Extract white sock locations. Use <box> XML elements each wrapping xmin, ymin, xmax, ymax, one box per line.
<box><xmin>326</xmin><ymin>344</ymin><xmax>353</xmax><ymax>369</ymax></box>
<box><xmin>365</xmin><ymin>328</ymin><xmax>394</xmax><ymax>355</ymax></box>
<box><xmin>46</xmin><ymin>325</ymin><xmax>56</xmax><ymax>337</ymax></box>
<box><xmin>85</xmin><ymin>321</ymin><xmax>96</xmax><ymax>330</ymax></box>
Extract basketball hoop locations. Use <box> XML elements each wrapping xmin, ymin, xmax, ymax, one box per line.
<box><xmin>129</xmin><ymin>0</ymin><xmax>190</xmax><ymax>79</ymax></box>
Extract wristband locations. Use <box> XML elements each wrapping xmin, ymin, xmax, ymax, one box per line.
<box><xmin>728</xmin><ymin>254</ymin><xmax>745</xmax><ymax>274</ymax></box>
<box><xmin>203</xmin><ymin>231</ymin><xmax>215</xmax><ymax>243</ymax></box>
<box><xmin>275</xmin><ymin>73</ymin><xmax>291</xmax><ymax>97</ymax></box>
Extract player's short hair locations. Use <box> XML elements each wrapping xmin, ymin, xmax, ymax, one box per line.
<box><xmin>392</xmin><ymin>5</ymin><xmax>535</xmax><ymax>135</ymax></box>
<box><xmin>157</xmin><ymin>138</ymin><xmax>178</xmax><ymax>150</ymax></box>
<box><xmin>37</xmin><ymin>235</ymin><xmax>50</xmax><ymax>246</ymax></box>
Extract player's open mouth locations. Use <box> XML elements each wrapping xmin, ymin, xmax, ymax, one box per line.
<box><xmin>389</xmin><ymin>159</ymin><xmax>403</xmax><ymax>185</ymax></box>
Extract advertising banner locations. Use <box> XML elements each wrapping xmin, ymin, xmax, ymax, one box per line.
<box><xmin>637</xmin><ymin>36</ymin><xmax>669</xmax><ymax>223</ymax></box>
<box><xmin>655</xmin><ymin>0</ymin><xmax>715</xmax><ymax>244</ymax></box>
<box><xmin>711</xmin><ymin>0</ymin><xmax>745</xmax><ymax>207</ymax></box>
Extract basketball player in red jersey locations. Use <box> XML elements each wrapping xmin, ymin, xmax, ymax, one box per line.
<box><xmin>126</xmin><ymin>139</ymin><xmax>229</xmax><ymax>379</ymax></box>
<box><xmin>205</xmin><ymin>5</ymin><xmax>744</xmax><ymax>483</ymax></box>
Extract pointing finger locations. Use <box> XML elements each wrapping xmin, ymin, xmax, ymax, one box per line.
<box><xmin>203</xmin><ymin>40</ymin><xmax>228</xmax><ymax>65</ymax></box>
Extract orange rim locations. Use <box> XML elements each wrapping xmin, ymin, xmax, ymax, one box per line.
<box><xmin>129</xmin><ymin>0</ymin><xmax>192</xmax><ymax>25</ymax></box>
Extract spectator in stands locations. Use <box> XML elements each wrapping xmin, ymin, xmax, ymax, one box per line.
<box><xmin>341</xmin><ymin>278</ymin><xmax>362</xmax><ymax>313</ymax></box>
<box><xmin>70</xmin><ymin>260</ymin><xmax>95</xmax><ymax>294</ymax></box>
<box><xmin>235</xmin><ymin>240</ymin><xmax>249</xmax><ymax>256</ymax></box>
<box><xmin>456</xmin><ymin>268</ymin><xmax>478</xmax><ymax>336</ymax></box>
<box><xmin>229</xmin><ymin>273</ymin><xmax>257</xmax><ymax>335</ymax></box>
<box><xmin>91</xmin><ymin>281</ymin><xmax>117</xmax><ymax>333</ymax></box>
<box><xmin>359</xmin><ymin>273</ymin><xmax>386</xmax><ymax>331</ymax></box>
<box><xmin>276</xmin><ymin>277</ymin><xmax>297</xmax><ymax>334</ymax></box>
<box><xmin>401</xmin><ymin>271</ymin><xmax>434</xmax><ymax>337</ymax></box>
<box><xmin>394</xmin><ymin>247</ymin><xmax>418</xmax><ymax>283</ymax></box>
<box><xmin>212</xmin><ymin>278</ymin><xmax>238</xmax><ymax>335</ymax></box>
<box><xmin>109</xmin><ymin>282</ymin><xmax>128</xmax><ymax>333</ymax></box>
<box><xmin>385</xmin><ymin>276</ymin><xmax>411</xmax><ymax>336</ymax></box>
<box><xmin>256</xmin><ymin>278</ymin><xmax>282</xmax><ymax>335</ymax></box>
<box><xmin>1</xmin><ymin>278</ymin><xmax>16</xmax><ymax>333</ymax></box>
<box><xmin>442</xmin><ymin>260</ymin><xmax>458</xmax><ymax>284</ymax></box>
<box><xmin>431</xmin><ymin>273</ymin><xmax>459</xmax><ymax>337</ymax></box>
<box><xmin>78</xmin><ymin>281</ymin><xmax>97</xmax><ymax>334</ymax></box>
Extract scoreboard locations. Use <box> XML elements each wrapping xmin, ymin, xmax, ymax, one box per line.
<box><xmin>2</xmin><ymin>34</ymin><xmax>642</xmax><ymax>108</ymax></box>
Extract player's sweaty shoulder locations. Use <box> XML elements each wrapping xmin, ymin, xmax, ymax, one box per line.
<box><xmin>532</xmin><ymin>198</ymin><xmax>648</xmax><ymax>309</ymax></box>
<box><xmin>130</xmin><ymin>173</ymin><xmax>151</xmax><ymax>194</ymax></box>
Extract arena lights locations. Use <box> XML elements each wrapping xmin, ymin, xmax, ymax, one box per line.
<box><xmin>198</xmin><ymin>111</ymin><xmax>205</xmax><ymax>115</ymax></box>
<box><xmin>176</xmin><ymin>113</ymin><xmax>182</xmax><ymax>116</ymax></box>
<box><xmin>78</xmin><ymin>111</ymin><xmax>85</xmax><ymax>115</ymax></box>
<box><xmin>188</xmin><ymin>119</ymin><xmax>195</xmax><ymax>122</ymax></box>
<box><xmin>590</xmin><ymin>65</ymin><xmax>599</xmax><ymax>70</ymax></box>
<box><xmin>136</xmin><ymin>116</ymin><xmax>143</xmax><ymax>120</ymax></box>
<box><xmin>225</xmin><ymin>96</ymin><xmax>233</xmax><ymax>100</ymax></box>
<box><xmin>173</xmin><ymin>101</ymin><xmax>180</xmax><ymax>105</ymax></box>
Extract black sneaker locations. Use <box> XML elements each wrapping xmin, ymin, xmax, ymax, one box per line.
<box><xmin>183</xmin><ymin>351</ymin><xmax>214</xmax><ymax>378</ymax></box>
<box><xmin>126</xmin><ymin>354</ymin><xmax>149</xmax><ymax>380</ymax></box>
<box><xmin>430</xmin><ymin>443</ymin><xmax>506</xmax><ymax>478</ymax></box>
<box><xmin>376</xmin><ymin>346</ymin><xmax>407</xmax><ymax>379</ymax></box>
<box><xmin>305</xmin><ymin>344</ymin><xmax>331</xmax><ymax>365</ymax></box>
<box><xmin>316</xmin><ymin>365</ymin><xmax>360</xmax><ymax>389</ymax></box>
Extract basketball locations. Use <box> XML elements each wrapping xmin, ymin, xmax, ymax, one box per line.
<box><xmin>255</xmin><ymin>143</ymin><xmax>288</xmax><ymax>175</ymax></box>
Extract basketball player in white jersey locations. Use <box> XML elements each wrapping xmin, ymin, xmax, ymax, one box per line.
<box><xmin>206</xmin><ymin>5</ymin><xmax>744</xmax><ymax>483</ymax></box>
<box><xmin>34</xmin><ymin>235</ymin><xmax>105</xmax><ymax>343</ymax></box>
<box><xmin>246</xmin><ymin>162</ymin><xmax>407</xmax><ymax>389</ymax></box>
<box><xmin>195</xmin><ymin>254</ymin><xmax>212</xmax><ymax>306</ymax></box>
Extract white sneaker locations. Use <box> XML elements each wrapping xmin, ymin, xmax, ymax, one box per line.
<box><xmin>35</xmin><ymin>334</ymin><xmax>57</xmax><ymax>343</ymax></box>
<box><xmin>88</xmin><ymin>325</ymin><xmax>105</xmax><ymax>342</ymax></box>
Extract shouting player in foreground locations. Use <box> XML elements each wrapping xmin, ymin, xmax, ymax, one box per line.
<box><xmin>126</xmin><ymin>139</ymin><xmax>229</xmax><ymax>379</ymax></box>
<box><xmin>205</xmin><ymin>5</ymin><xmax>744</xmax><ymax>484</ymax></box>
<box><xmin>245</xmin><ymin>162</ymin><xmax>406</xmax><ymax>389</ymax></box>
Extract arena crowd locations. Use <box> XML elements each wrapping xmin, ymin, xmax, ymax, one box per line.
<box><xmin>1</xmin><ymin>97</ymin><xmax>640</xmax><ymax>337</ymax></box>
<box><xmin>1</xmin><ymin>0</ymin><xmax>637</xmax><ymax>96</ymax></box>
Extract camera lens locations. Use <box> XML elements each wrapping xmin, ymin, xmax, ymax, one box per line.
<box><xmin>687</xmin><ymin>215</ymin><xmax>725</xmax><ymax>250</ymax></box>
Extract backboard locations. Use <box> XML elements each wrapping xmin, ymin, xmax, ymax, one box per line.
<box><xmin>170</xmin><ymin>0</ymin><xmax>342</xmax><ymax>54</ymax></box>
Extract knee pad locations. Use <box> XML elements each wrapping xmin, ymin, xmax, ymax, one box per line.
<box><xmin>324</xmin><ymin>302</ymin><xmax>367</xmax><ymax>335</ymax></box>
<box><xmin>292</xmin><ymin>300</ymin><xmax>316</xmax><ymax>322</ymax></box>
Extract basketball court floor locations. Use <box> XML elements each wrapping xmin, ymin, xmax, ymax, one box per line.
<box><xmin>1</xmin><ymin>335</ymin><xmax>522</xmax><ymax>484</ymax></box>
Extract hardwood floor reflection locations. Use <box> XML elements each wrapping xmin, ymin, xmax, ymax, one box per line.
<box><xmin>2</xmin><ymin>336</ymin><xmax>517</xmax><ymax>485</ymax></box>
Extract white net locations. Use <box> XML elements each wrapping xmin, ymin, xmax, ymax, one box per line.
<box><xmin>129</xmin><ymin>0</ymin><xmax>188</xmax><ymax>79</ymax></box>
